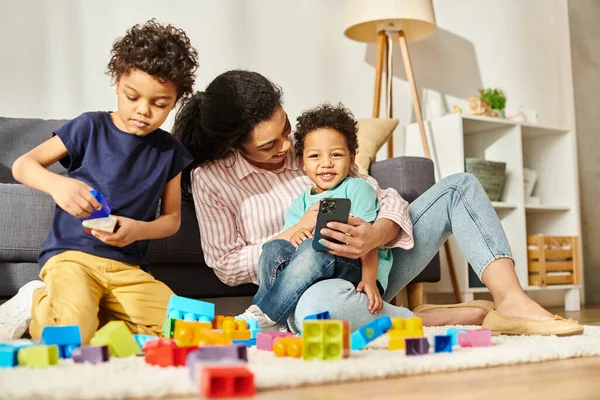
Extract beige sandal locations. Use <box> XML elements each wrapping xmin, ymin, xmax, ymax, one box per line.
<box><xmin>482</xmin><ymin>310</ymin><xmax>584</xmax><ymax>336</ymax></box>
<box><xmin>413</xmin><ymin>300</ymin><xmax>495</xmax><ymax>314</ymax></box>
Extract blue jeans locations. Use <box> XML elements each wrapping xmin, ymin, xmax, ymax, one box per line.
<box><xmin>285</xmin><ymin>173</ymin><xmax>514</xmax><ymax>333</ymax></box>
<box><xmin>254</xmin><ymin>239</ymin><xmax>375</xmax><ymax>324</ymax></box>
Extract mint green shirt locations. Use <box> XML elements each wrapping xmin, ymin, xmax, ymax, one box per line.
<box><xmin>284</xmin><ymin>177</ymin><xmax>393</xmax><ymax>291</ymax></box>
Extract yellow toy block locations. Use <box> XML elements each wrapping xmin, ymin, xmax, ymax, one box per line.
<box><xmin>173</xmin><ymin>320</ymin><xmax>213</xmax><ymax>346</ymax></box>
<box><xmin>391</xmin><ymin>318</ymin><xmax>406</xmax><ymax>331</ymax></box>
<box><xmin>90</xmin><ymin>321</ymin><xmax>141</xmax><ymax>358</ymax></box>
<box><xmin>197</xmin><ymin>330</ymin><xmax>231</xmax><ymax>346</ymax></box>
<box><xmin>302</xmin><ymin>320</ymin><xmax>349</xmax><ymax>361</ymax></box>
<box><xmin>388</xmin><ymin>329</ymin><xmax>424</xmax><ymax>351</ymax></box>
<box><xmin>273</xmin><ymin>337</ymin><xmax>303</xmax><ymax>358</ymax></box>
<box><xmin>17</xmin><ymin>345</ymin><xmax>59</xmax><ymax>368</ymax></box>
<box><xmin>213</xmin><ymin>315</ymin><xmax>225</xmax><ymax>330</ymax></box>
<box><xmin>406</xmin><ymin>317</ymin><xmax>423</xmax><ymax>331</ymax></box>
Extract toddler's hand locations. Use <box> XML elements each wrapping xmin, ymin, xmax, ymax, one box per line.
<box><xmin>356</xmin><ymin>280</ymin><xmax>383</xmax><ymax>314</ymax></box>
<box><xmin>50</xmin><ymin>177</ymin><xmax>101</xmax><ymax>218</ymax></box>
<box><xmin>290</xmin><ymin>227</ymin><xmax>313</xmax><ymax>248</ymax></box>
<box><xmin>91</xmin><ymin>216</ymin><xmax>142</xmax><ymax>248</ymax></box>
<box><xmin>298</xmin><ymin>203</ymin><xmax>319</xmax><ymax>231</ymax></box>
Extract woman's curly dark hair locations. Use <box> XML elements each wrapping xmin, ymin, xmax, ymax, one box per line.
<box><xmin>106</xmin><ymin>19</ymin><xmax>199</xmax><ymax>101</ymax></box>
<box><xmin>294</xmin><ymin>103</ymin><xmax>358</xmax><ymax>158</ymax></box>
<box><xmin>172</xmin><ymin>70</ymin><xmax>283</xmax><ymax>196</ymax></box>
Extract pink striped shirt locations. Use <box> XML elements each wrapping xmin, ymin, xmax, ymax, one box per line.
<box><xmin>191</xmin><ymin>151</ymin><xmax>414</xmax><ymax>286</ymax></box>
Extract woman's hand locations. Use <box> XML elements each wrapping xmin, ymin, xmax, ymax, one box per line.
<box><xmin>91</xmin><ymin>216</ymin><xmax>142</xmax><ymax>248</ymax></box>
<box><xmin>318</xmin><ymin>216</ymin><xmax>380</xmax><ymax>259</ymax></box>
<box><xmin>357</xmin><ymin>280</ymin><xmax>383</xmax><ymax>314</ymax></box>
<box><xmin>290</xmin><ymin>228</ymin><xmax>313</xmax><ymax>248</ymax></box>
<box><xmin>50</xmin><ymin>177</ymin><xmax>101</xmax><ymax>218</ymax></box>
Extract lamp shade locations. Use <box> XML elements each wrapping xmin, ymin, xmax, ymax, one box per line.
<box><xmin>344</xmin><ymin>0</ymin><xmax>437</xmax><ymax>42</ymax></box>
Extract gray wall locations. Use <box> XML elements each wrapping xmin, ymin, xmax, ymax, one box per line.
<box><xmin>568</xmin><ymin>0</ymin><xmax>600</xmax><ymax>304</ymax></box>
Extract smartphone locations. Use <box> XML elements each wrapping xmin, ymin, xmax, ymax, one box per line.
<box><xmin>312</xmin><ymin>198</ymin><xmax>351</xmax><ymax>251</ymax></box>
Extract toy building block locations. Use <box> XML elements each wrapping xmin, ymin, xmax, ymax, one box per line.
<box><xmin>351</xmin><ymin>316</ymin><xmax>392</xmax><ymax>351</ymax></box>
<box><xmin>82</xmin><ymin>216</ymin><xmax>118</xmax><ymax>234</ymax></box>
<box><xmin>196</xmin><ymin>330</ymin><xmax>231</xmax><ymax>346</ymax></box>
<box><xmin>232</xmin><ymin>339</ymin><xmax>256</xmax><ymax>348</ymax></box>
<box><xmin>40</xmin><ymin>325</ymin><xmax>82</xmax><ymax>358</ymax></box>
<box><xmin>458</xmin><ymin>329</ymin><xmax>492</xmax><ymax>348</ymax></box>
<box><xmin>197</xmin><ymin>365</ymin><xmax>256</xmax><ymax>398</ymax></box>
<box><xmin>256</xmin><ymin>331</ymin><xmax>293</xmax><ymax>351</ymax></box>
<box><xmin>434</xmin><ymin>335</ymin><xmax>453</xmax><ymax>353</ymax></box>
<box><xmin>173</xmin><ymin>320</ymin><xmax>213</xmax><ymax>347</ymax></box>
<box><xmin>17</xmin><ymin>345</ymin><xmax>59</xmax><ymax>368</ymax></box>
<box><xmin>167</xmin><ymin>295</ymin><xmax>215</xmax><ymax>322</ymax></box>
<box><xmin>237</xmin><ymin>319</ymin><xmax>261</xmax><ymax>339</ymax></box>
<box><xmin>0</xmin><ymin>341</ymin><xmax>34</xmax><ymax>368</ymax></box>
<box><xmin>222</xmin><ymin>319</ymin><xmax>251</xmax><ymax>341</ymax></box>
<box><xmin>405</xmin><ymin>338</ymin><xmax>430</xmax><ymax>356</ymax></box>
<box><xmin>143</xmin><ymin>338</ymin><xmax>196</xmax><ymax>367</ymax></box>
<box><xmin>133</xmin><ymin>334</ymin><xmax>159</xmax><ymax>349</ymax></box>
<box><xmin>213</xmin><ymin>315</ymin><xmax>226</xmax><ymax>330</ymax></box>
<box><xmin>273</xmin><ymin>336</ymin><xmax>303</xmax><ymax>358</ymax></box>
<box><xmin>304</xmin><ymin>311</ymin><xmax>331</xmax><ymax>321</ymax></box>
<box><xmin>189</xmin><ymin>344</ymin><xmax>248</xmax><ymax>363</ymax></box>
<box><xmin>89</xmin><ymin>321</ymin><xmax>141</xmax><ymax>358</ymax></box>
<box><xmin>388</xmin><ymin>317</ymin><xmax>424</xmax><ymax>351</ymax></box>
<box><xmin>303</xmin><ymin>320</ymin><xmax>350</xmax><ymax>361</ymax></box>
<box><xmin>82</xmin><ymin>190</ymin><xmax>112</xmax><ymax>220</ymax></box>
<box><xmin>72</xmin><ymin>345</ymin><xmax>110</xmax><ymax>364</ymax></box>
<box><xmin>163</xmin><ymin>318</ymin><xmax>176</xmax><ymax>338</ymax></box>
<box><xmin>446</xmin><ymin>328</ymin><xmax>467</xmax><ymax>346</ymax></box>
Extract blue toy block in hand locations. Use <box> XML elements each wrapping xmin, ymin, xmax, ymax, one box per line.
<box><xmin>81</xmin><ymin>190</ymin><xmax>112</xmax><ymax>221</ymax></box>
<box><xmin>41</xmin><ymin>326</ymin><xmax>82</xmax><ymax>358</ymax></box>
<box><xmin>167</xmin><ymin>295</ymin><xmax>215</xmax><ymax>322</ymax></box>
<box><xmin>434</xmin><ymin>335</ymin><xmax>453</xmax><ymax>353</ymax></box>
<box><xmin>351</xmin><ymin>316</ymin><xmax>392</xmax><ymax>351</ymax></box>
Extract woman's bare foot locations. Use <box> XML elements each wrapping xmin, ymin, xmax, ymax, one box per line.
<box><xmin>415</xmin><ymin>307</ymin><xmax>486</xmax><ymax>326</ymax></box>
<box><xmin>494</xmin><ymin>292</ymin><xmax>554</xmax><ymax>321</ymax></box>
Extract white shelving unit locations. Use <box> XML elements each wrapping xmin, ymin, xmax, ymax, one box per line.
<box><xmin>397</xmin><ymin>114</ymin><xmax>583</xmax><ymax>311</ymax></box>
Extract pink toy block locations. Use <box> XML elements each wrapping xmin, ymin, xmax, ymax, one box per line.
<box><xmin>256</xmin><ymin>331</ymin><xmax>293</xmax><ymax>351</ymax></box>
<box><xmin>458</xmin><ymin>329</ymin><xmax>492</xmax><ymax>348</ymax></box>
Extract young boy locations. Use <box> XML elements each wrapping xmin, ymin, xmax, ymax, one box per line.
<box><xmin>0</xmin><ymin>20</ymin><xmax>198</xmax><ymax>343</ymax></box>
<box><xmin>237</xmin><ymin>103</ymin><xmax>393</xmax><ymax>330</ymax></box>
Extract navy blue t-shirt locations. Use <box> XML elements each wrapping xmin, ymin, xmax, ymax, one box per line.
<box><xmin>38</xmin><ymin>112</ymin><xmax>193</xmax><ymax>268</ymax></box>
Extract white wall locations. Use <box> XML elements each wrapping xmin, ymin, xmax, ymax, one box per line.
<box><xmin>0</xmin><ymin>0</ymin><xmax>580</xmax><ymax>305</ymax></box>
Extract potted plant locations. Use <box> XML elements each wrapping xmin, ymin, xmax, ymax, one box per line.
<box><xmin>479</xmin><ymin>88</ymin><xmax>507</xmax><ymax>118</ymax></box>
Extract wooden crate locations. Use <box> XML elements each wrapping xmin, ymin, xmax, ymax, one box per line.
<box><xmin>527</xmin><ymin>235</ymin><xmax>580</xmax><ymax>286</ymax></box>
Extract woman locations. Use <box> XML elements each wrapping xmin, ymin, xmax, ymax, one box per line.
<box><xmin>173</xmin><ymin>70</ymin><xmax>582</xmax><ymax>336</ymax></box>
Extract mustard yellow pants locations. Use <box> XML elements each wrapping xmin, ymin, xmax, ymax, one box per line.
<box><xmin>30</xmin><ymin>251</ymin><xmax>174</xmax><ymax>344</ymax></box>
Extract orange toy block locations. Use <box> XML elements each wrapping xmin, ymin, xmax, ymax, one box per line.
<box><xmin>197</xmin><ymin>330</ymin><xmax>231</xmax><ymax>346</ymax></box>
<box><xmin>143</xmin><ymin>338</ymin><xmax>196</xmax><ymax>367</ymax></box>
<box><xmin>273</xmin><ymin>337</ymin><xmax>303</xmax><ymax>358</ymax></box>
<box><xmin>213</xmin><ymin>315</ymin><xmax>226</xmax><ymax>330</ymax></box>
<box><xmin>223</xmin><ymin>319</ymin><xmax>250</xmax><ymax>341</ymax></box>
<box><xmin>173</xmin><ymin>320</ymin><xmax>213</xmax><ymax>347</ymax></box>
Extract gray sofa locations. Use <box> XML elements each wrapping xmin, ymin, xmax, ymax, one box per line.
<box><xmin>0</xmin><ymin>117</ymin><xmax>439</xmax><ymax>299</ymax></box>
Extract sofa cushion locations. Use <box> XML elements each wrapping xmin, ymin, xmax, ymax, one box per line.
<box><xmin>0</xmin><ymin>117</ymin><xmax>68</xmax><ymax>184</ymax></box>
<box><xmin>355</xmin><ymin>118</ymin><xmax>399</xmax><ymax>174</ymax></box>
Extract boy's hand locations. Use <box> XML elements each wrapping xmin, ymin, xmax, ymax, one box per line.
<box><xmin>91</xmin><ymin>216</ymin><xmax>142</xmax><ymax>248</ymax></box>
<box><xmin>290</xmin><ymin>228</ymin><xmax>313</xmax><ymax>248</ymax></box>
<box><xmin>298</xmin><ymin>203</ymin><xmax>319</xmax><ymax>231</ymax></box>
<box><xmin>357</xmin><ymin>280</ymin><xmax>383</xmax><ymax>314</ymax></box>
<box><xmin>50</xmin><ymin>177</ymin><xmax>101</xmax><ymax>218</ymax></box>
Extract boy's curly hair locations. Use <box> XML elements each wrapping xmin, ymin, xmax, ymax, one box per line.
<box><xmin>106</xmin><ymin>19</ymin><xmax>199</xmax><ymax>101</ymax></box>
<box><xmin>294</xmin><ymin>103</ymin><xmax>358</xmax><ymax>158</ymax></box>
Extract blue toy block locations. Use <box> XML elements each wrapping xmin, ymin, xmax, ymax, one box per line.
<box><xmin>40</xmin><ymin>326</ymin><xmax>82</xmax><ymax>358</ymax></box>
<box><xmin>250</xmin><ymin>329</ymin><xmax>261</xmax><ymax>339</ymax></box>
<box><xmin>246</xmin><ymin>320</ymin><xmax>259</xmax><ymax>330</ymax></box>
<box><xmin>167</xmin><ymin>295</ymin><xmax>215</xmax><ymax>322</ymax></box>
<box><xmin>304</xmin><ymin>311</ymin><xmax>331</xmax><ymax>321</ymax></box>
<box><xmin>232</xmin><ymin>339</ymin><xmax>257</xmax><ymax>348</ymax></box>
<box><xmin>350</xmin><ymin>316</ymin><xmax>392</xmax><ymax>351</ymax></box>
<box><xmin>0</xmin><ymin>341</ymin><xmax>34</xmax><ymax>368</ymax></box>
<box><xmin>434</xmin><ymin>335</ymin><xmax>453</xmax><ymax>353</ymax></box>
<box><xmin>406</xmin><ymin>338</ymin><xmax>430</xmax><ymax>356</ymax></box>
<box><xmin>133</xmin><ymin>334</ymin><xmax>159</xmax><ymax>349</ymax></box>
<box><xmin>446</xmin><ymin>328</ymin><xmax>467</xmax><ymax>346</ymax></box>
<box><xmin>81</xmin><ymin>190</ymin><xmax>112</xmax><ymax>221</ymax></box>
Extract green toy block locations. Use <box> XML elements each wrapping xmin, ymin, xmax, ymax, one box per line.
<box><xmin>90</xmin><ymin>321</ymin><xmax>141</xmax><ymax>358</ymax></box>
<box><xmin>17</xmin><ymin>345</ymin><xmax>59</xmax><ymax>368</ymax></box>
<box><xmin>162</xmin><ymin>318</ymin><xmax>176</xmax><ymax>338</ymax></box>
<box><xmin>302</xmin><ymin>320</ymin><xmax>349</xmax><ymax>361</ymax></box>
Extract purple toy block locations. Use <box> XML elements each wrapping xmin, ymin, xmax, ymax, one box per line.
<box><xmin>256</xmin><ymin>331</ymin><xmax>293</xmax><ymax>351</ymax></box>
<box><xmin>405</xmin><ymin>338</ymin><xmax>430</xmax><ymax>356</ymax></box>
<box><xmin>189</xmin><ymin>344</ymin><xmax>248</xmax><ymax>363</ymax></box>
<box><xmin>72</xmin><ymin>345</ymin><xmax>110</xmax><ymax>364</ymax></box>
<box><xmin>81</xmin><ymin>190</ymin><xmax>112</xmax><ymax>221</ymax></box>
<box><xmin>458</xmin><ymin>329</ymin><xmax>492</xmax><ymax>348</ymax></box>
<box><xmin>433</xmin><ymin>335</ymin><xmax>453</xmax><ymax>353</ymax></box>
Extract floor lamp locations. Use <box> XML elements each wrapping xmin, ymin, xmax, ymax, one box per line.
<box><xmin>344</xmin><ymin>0</ymin><xmax>462</xmax><ymax>308</ymax></box>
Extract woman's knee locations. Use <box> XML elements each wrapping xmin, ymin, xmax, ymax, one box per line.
<box><xmin>293</xmin><ymin>279</ymin><xmax>358</xmax><ymax>320</ymax></box>
<box><xmin>443</xmin><ymin>172</ymin><xmax>482</xmax><ymax>190</ymax></box>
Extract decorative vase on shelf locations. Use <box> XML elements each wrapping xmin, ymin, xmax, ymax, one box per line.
<box><xmin>477</xmin><ymin>88</ymin><xmax>507</xmax><ymax>119</ymax></box>
<box><xmin>495</xmin><ymin>109</ymin><xmax>505</xmax><ymax>118</ymax></box>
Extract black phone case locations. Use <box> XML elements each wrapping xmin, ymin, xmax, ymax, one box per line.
<box><xmin>312</xmin><ymin>198</ymin><xmax>351</xmax><ymax>251</ymax></box>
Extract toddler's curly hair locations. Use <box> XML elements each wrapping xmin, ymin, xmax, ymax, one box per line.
<box><xmin>294</xmin><ymin>103</ymin><xmax>359</xmax><ymax>158</ymax></box>
<box><xmin>106</xmin><ymin>19</ymin><xmax>199</xmax><ymax>101</ymax></box>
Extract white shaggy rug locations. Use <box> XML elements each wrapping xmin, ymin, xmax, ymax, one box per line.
<box><xmin>1</xmin><ymin>325</ymin><xmax>600</xmax><ymax>400</ymax></box>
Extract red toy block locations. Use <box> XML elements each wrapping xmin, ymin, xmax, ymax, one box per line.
<box><xmin>458</xmin><ymin>329</ymin><xmax>493</xmax><ymax>348</ymax></box>
<box><xmin>143</xmin><ymin>338</ymin><xmax>196</xmax><ymax>367</ymax></box>
<box><xmin>198</xmin><ymin>365</ymin><xmax>256</xmax><ymax>398</ymax></box>
<box><xmin>256</xmin><ymin>331</ymin><xmax>293</xmax><ymax>351</ymax></box>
